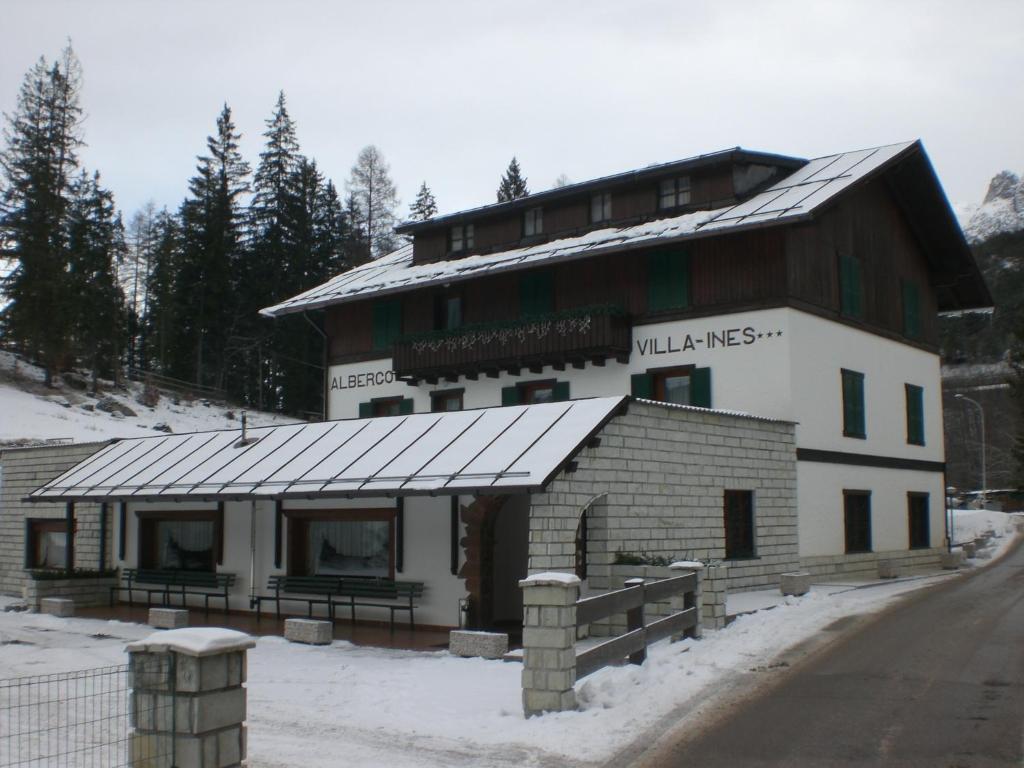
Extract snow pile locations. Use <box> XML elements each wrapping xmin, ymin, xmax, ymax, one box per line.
<box><xmin>0</xmin><ymin>351</ymin><xmax>297</xmax><ymax>445</ymax></box>
<box><xmin>5</xmin><ymin>550</ymin><xmax>1016</xmax><ymax>767</ymax></box>
<box><xmin>959</xmin><ymin>169</ymin><xmax>1024</xmax><ymax>243</ymax></box>
<box><xmin>951</xmin><ymin>507</ymin><xmax>1021</xmax><ymax>562</ymax></box>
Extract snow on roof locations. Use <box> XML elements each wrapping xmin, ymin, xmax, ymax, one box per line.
<box><xmin>29</xmin><ymin>397</ymin><xmax>626</xmax><ymax>502</ymax></box>
<box><xmin>262</xmin><ymin>141</ymin><xmax>917</xmax><ymax>317</ymax></box>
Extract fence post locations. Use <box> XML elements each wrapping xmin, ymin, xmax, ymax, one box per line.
<box><xmin>624</xmin><ymin>577</ymin><xmax>646</xmax><ymax>665</ymax></box>
<box><xmin>702</xmin><ymin>563</ymin><xmax>728</xmax><ymax>630</ymax></box>
<box><xmin>669</xmin><ymin>561</ymin><xmax>704</xmax><ymax>640</ymax></box>
<box><xmin>520</xmin><ymin>572</ymin><xmax>580</xmax><ymax>717</ymax></box>
<box><xmin>127</xmin><ymin>628</ymin><xmax>254</xmax><ymax>768</ymax></box>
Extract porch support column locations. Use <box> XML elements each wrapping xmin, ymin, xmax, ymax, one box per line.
<box><xmin>64</xmin><ymin>502</ymin><xmax>75</xmax><ymax>571</ymax></box>
<box><xmin>520</xmin><ymin>572</ymin><xmax>579</xmax><ymax>717</ymax></box>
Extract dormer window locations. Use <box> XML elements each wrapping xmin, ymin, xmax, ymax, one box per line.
<box><xmin>658</xmin><ymin>176</ymin><xmax>691</xmax><ymax>210</ymax></box>
<box><xmin>523</xmin><ymin>207</ymin><xmax>544</xmax><ymax>237</ymax></box>
<box><xmin>590</xmin><ymin>192</ymin><xmax>612</xmax><ymax>224</ymax></box>
<box><xmin>450</xmin><ymin>223</ymin><xmax>474</xmax><ymax>253</ymax></box>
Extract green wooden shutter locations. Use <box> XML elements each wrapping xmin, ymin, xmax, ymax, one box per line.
<box><xmin>399</xmin><ymin>398</ymin><xmax>414</xmax><ymax>415</ymax></box>
<box><xmin>648</xmin><ymin>251</ymin><xmax>690</xmax><ymax>312</ymax></box>
<box><xmin>520</xmin><ymin>272</ymin><xmax>553</xmax><ymax>318</ymax></box>
<box><xmin>902</xmin><ymin>281</ymin><xmax>920</xmax><ymax>339</ymax></box>
<box><xmin>372</xmin><ymin>300</ymin><xmax>402</xmax><ymax>351</ymax></box>
<box><xmin>630</xmin><ymin>373</ymin><xmax>653</xmax><ymax>399</ymax></box>
<box><xmin>842</xmin><ymin>370</ymin><xmax>865</xmax><ymax>438</ymax></box>
<box><xmin>358</xmin><ymin>401</ymin><xmax>374</xmax><ymax>418</ymax></box>
<box><xmin>840</xmin><ymin>256</ymin><xmax>863</xmax><ymax>319</ymax></box>
<box><xmin>905</xmin><ymin>384</ymin><xmax>924</xmax><ymax>445</ymax></box>
<box><xmin>690</xmin><ymin>367</ymin><xmax>712</xmax><ymax>408</ymax></box>
<box><xmin>552</xmin><ymin>381</ymin><xmax>570</xmax><ymax>402</ymax></box>
<box><xmin>501</xmin><ymin>386</ymin><xmax>522</xmax><ymax>406</ymax></box>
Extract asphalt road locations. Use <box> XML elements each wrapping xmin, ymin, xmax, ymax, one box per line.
<box><xmin>633</xmin><ymin>542</ymin><xmax>1024</xmax><ymax>767</ymax></box>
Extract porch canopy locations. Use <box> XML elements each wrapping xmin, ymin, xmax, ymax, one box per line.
<box><xmin>28</xmin><ymin>397</ymin><xmax>626</xmax><ymax>503</ymax></box>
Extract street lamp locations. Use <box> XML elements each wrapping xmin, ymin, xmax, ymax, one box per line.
<box><xmin>954</xmin><ymin>393</ymin><xmax>986</xmax><ymax>509</ymax></box>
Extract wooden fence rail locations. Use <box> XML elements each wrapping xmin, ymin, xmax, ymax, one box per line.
<box><xmin>575</xmin><ymin>572</ymin><xmax>698</xmax><ymax>679</ymax></box>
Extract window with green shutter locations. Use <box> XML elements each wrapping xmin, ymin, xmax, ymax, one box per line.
<box><xmin>501</xmin><ymin>380</ymin><xmax>570</xmax><ymax>406</ymax></box>
<box><xmin>359</xmin><ymin>397</ymin><xmax>413</xmax><ymax>418</ymax></box>
<box><xmin>839</xmin><ymin>255</ymin><xmax>863</xmax><ymax>319</ymax></box>
<box><xmin>841</xmin><ymin>369</ymin><xmax>866</xmax><ymax>438</ymax></box>
<box><xmin>647</xmin><ymin>251</ymin><xmax>690</xmax><ymax>313</ymax></box>
<box><xmin>902</xmin><ymin>280</ymin><xmax>921</xmax><ymax>339</ymax></box>
<box><xmin>635</xmin><ymin>366</ymin><xmax>711</xmax><ymax>408</ymax></box>
<box><xmin>844</xmin><ymin>490</ymin><xmax>872</xmax><ymax>553</ymax></box>
<box><xmin>372</xmin><ymin>299</ymin><xmax>402</xmax><ymax>351</ymax></box>
<box><xmin>905</xmin><ymin>384</ymin><xmax>924</xmax><ymax>445</ymax></box>
<box><xmin>519</xmin><ymin>272</ymin><xmax>553</xmax><ymax>318</ymax></box>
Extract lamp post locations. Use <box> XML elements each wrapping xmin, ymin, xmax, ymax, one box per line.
<box><xmin>954</xmin><ymin>393</ymin><xmax>986</xmax><ymax>509</ymax></box>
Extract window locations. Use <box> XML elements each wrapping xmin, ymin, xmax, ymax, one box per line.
<box><xmin>523</xmin><ymin>207</ymin><xmax>543</xmax><ymax>237</ymax></box>
<box><xmin>137</xmin><ymin>510</ymin><xmax>222</xmax><ymax>572</ymax></box>
<box><xmin>905</xmin><ymin>384</ymin><xmax>924</xmax><ymax>446</ymax></box>
<box><xmin>631</xmin><ymin>367</ymin><xmax>711</xmax><ymax>408</ymax></box>
<box><xmin>658</xmin><ymin>176</ymin><xmax>691</xmax><ymax>210</ymax></box>
<box><xmin>647</xmin><ymin>251</ymin><xmax>690</xmax><ymax>312</ymax></box>
<box><xmin>25</xmin><ymin>519</ymin><xmax>68</xmax><ymax>569</ymax></box>
<box><xmin>359</xmin><ymin>396</ymin><xmax>413</xmax><ymax>418</ymax></box>
<box><xmin>519</xmin><ymin>271</ymin><xmax>553</xmax><ymax>318</ymax></box>
<box><xmin>286</xmin><ymin>509</ymin><xmax>395</xmax><ymax>578</ymax></box>
<box><xmin>902</xmin><ymin>280</ymin><xmax>921</xmax><ymax>339</ymax></box>
<box><xmin>434</xmin><ymin>292</ymin><xmax>462</xmax><ymax>331</ymax></box>
<box><xmin>575</xmin><ymin>509</ymin><xmax>588</xmax><ymax>580</ymax></box>
<box><xmin>431</xmin><ymin>389</ymin><xmax>464</xmax><ymax>412</ymax></box>
<box><xmin>371</xmin><ymin>299</ymin><xmax>402</xmax><ymax>351</ymax></box>
<box><xmin>908</xmin><ymin>493</ymin><xmax>930</xmax><ymax>549</ymax></box>
<box><xmin>590</xmin><ymin>192</ymin><xmax>612</xmax><ymax>224</ymax></box>
<box><xmin>450</xmin><ymin>223</ymin><xmax>474</xmax><ymax>253</ymax></box>
<box><xmin>839</xmin><ymin>255</ymin><xmax>864</xmax><ymax>319</ymax></box>
<box><xmin>844</xmin><ymin>491</ymin><xmax>872</xmax><ymax>553</ymax></box>
<box><xmin>841</xmin><ymin>369</ymin><xmax>866</xmax><ymax>439</ymax></box>
<box><xmin>502</xmin><ymin>380</ymin><xmax>570</xmax><ymax>405</ymax></box>
<box><xmin>724</xmin><ymin>491</ymin><xmax>755</xmax><ymax>559</ymax></box>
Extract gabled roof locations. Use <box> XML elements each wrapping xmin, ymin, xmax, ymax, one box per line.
<box><xmin>393</xmin><ymin>147</ymin><xmax>805</xmax><ymax>235</ymax></box>
<box><xmin>261</xmin><ymin>140</ymin><xmax>989</xmax><ymax>317</ymax></box>
<box><xmin>28</xmin><ymin>397</ymin><xmax>627</xmax><ymax>502</ymax></box>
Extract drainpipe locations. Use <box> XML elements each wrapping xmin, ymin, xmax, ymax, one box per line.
<box><xmin>249</xmin><ymin>500</ymin><xmax>257</xmax><ymax>609</ymax></box>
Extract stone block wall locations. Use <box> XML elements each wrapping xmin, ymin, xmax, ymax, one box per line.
<box><xmin>527</xmin><ymin>400</ymin><xmax>799</xmax><ymax>595</ymax></box>
<box><xmin>0</xmin><ymin>442</ymin><xmax>111</xmax><ymax>596</ymax></box>
<box><xmin>23</xmin><ymin>575</ymin><xmax>118</xmax><ymax>609</ymax></box>
<box><xmin>799</xmin><ymin>546</ymin><xmax>944</xmax><ymax>580</ymax></box>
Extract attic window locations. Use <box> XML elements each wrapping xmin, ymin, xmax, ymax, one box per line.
<box><xmin>450</xmin><ymin>224</ymin><xmax>474</xmax><ymax>253</ymax></box>
<box><xmin>590</xmin><ymin>192</ymin><xmax>612</xmax><ymax>224</ymax></box>
<box><xmin>524</xmin><ymin>207</ymin><xmax>544</xmax><ymax>237</ymax></box>
<box><xmin>658</xmin><ymin>176</ymin><xmax>691</xmax><ymax>210</ymax></box>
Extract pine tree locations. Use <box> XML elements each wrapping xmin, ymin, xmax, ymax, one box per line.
<box><xmin>172</xmin><ymin>104</ymin><xmax>250</xmax><ymax>389</ymax></box>
<box><xmin>123</xmin><ymin>201</ymin><xmax>160</xmax><ymax>371</ymax></box>
<box><xmin>141</xmin><ymin>209</ymin><xmax>180</xmax><ymax>374</ymax></box>
<box><xmin>0</xmin><ymin>45</ymin><xmax>85</xmax><ymax>384</ymax></box>
<box><xmin>347</xmin><ymin>145</ymin><xmax>399</xmax><ymax>259</ymax></box>
<box><xmin>496</xmin><ymin>157</ymin><xmax>529</xmax><ymax>202</ymax></box>
<box><xmin>65</xmin><ymin>169</ymin><xmax>126</xmax><ymax>386</ymax></box>
<box><xmin>408</xmin><ymin>181</ymin><xmax>438</xmax><ymax>221</ymax></box>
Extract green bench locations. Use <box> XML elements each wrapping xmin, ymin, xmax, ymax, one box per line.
<box><xmin>332</xmin><ymin>578</ymin><xmax>425</xmax><ymax>631</ymax></box>
<box><xmin>254</xmin><ymin>575</ymin><xmax>342</xmax><ymax>622</ymax></box>
<box><xmin>111</xmin><ymin>568</ymin><xmax>236</xmax><ymax>617</ymax></box>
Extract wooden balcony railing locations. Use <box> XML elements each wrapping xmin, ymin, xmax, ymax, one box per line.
<box><xmin>392</xmin><ymin>305</ymin><xmax>631</xmax><ymax>382</ymax></box>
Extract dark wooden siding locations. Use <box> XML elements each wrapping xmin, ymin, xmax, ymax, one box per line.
<box><xmin>786</xmin><ymin>179</ymin><xmax>938</xmax><ymax>345</ymax></box>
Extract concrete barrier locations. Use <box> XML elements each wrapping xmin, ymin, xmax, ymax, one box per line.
<box><xmin>149</xmin><ymin>608</ymin><xmax>189</xmax><ymax>629</ymax></box>
<box><xmin>780</xmin><ymin>572</ymin><xmax>811</xmax><ymax>596</ymax></box>
<box><xmin>40</xmin><ymin>597</ymin><xmax>75</xmax><ymax>617</ymax></box>
<box><xmin>449</xmin><ymin>630</ymin><xmax>509</xmax><ymax>659</ymax></box>
<box><xmin>284</xmin><ymin>618</ymin><xmax>333</xmax><ymax>645</ymax></box>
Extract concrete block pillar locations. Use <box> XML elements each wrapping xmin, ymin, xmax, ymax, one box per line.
<box><xmin>519</xmin><ymin>572</ymin><xmax>580</xmax><ymax>717</ymax></box>
<box><xmin>127</xmin><ymin>628</ymin><xmax>255</xmax><ymax>768</ymax></box>
<box><xmin>702</xmin><ymin>563</ymin><xmax>728</xmax><ymax>630</ymax></box>
<box><xmin>668</xmin><ymin>561</ymin><xmax>705</xmax><ymax>639</ymax></box>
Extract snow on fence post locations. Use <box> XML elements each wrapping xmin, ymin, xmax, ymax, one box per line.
<box><xmin>126</xmin><ymin>628</ymin><xmax>254</xmax><ymax>768</ymax></box>
<box><xmin>668</xmin><ymin>561</ymin><xmax>704</xmax><ymax>639</ymax></box>
<box><xmin>519</xmin><ymin>572</ymin><xmax>580</xmax><ymax>717</ymax></box>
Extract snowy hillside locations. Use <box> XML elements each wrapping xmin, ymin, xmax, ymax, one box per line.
<box><xmin>0</xmin><ymin>351</ymin><xmax>299</xmax><ymax>446</ymax></box>
<box><xmin>959</xmin><ymin>170</ymin><xmax>1024</xmax><ymax>243</ymax></box>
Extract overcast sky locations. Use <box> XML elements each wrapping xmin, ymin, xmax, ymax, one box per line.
<box><xmin>3</xmin><ymin>0</ymin><xmax>1022</xmax><ymax>223</ymax></box>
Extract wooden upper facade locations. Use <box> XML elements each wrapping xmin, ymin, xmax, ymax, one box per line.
<box><xmin>263</xmin><ymin>142</ymin><xmax>990</xmax><ymax>383</ymax></box>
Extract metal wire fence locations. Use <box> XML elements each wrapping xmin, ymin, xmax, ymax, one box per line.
<box><xmin>0</xmin><ymin>660</ymin><xmax>172</xmax><ymax>768</ymax></box>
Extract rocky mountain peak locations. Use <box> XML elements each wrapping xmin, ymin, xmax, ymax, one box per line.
<box><xmin>983</xmin><ymin>170</ymin><xmax>1021</xmax><ymax>204</ymax></box>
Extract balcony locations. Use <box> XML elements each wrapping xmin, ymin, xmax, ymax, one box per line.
<box><xmin>393</xmin><ymin>306</ymin><xmax>632</xmax><ymax>382</ymax></box>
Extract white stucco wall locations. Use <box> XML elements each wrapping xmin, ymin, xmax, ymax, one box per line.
<box><xmin>117</xmin><ymin>494</ymin><xmax>468</xmax><ymax>627</ymax></box>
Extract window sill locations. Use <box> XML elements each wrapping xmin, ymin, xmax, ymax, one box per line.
<box><xmin>845</xmin><ymin>548</ymin><xmax>873</xmax><ymax>555</ymax></box>
<box><xmin>843</xmin><ymin>432</ymin><xmax>867</xmax><ymax>440</ymax></box>
<box><xmin>724</xmin><ymin>555</ymin><xmax>760</xmax><ymax>562</ymax></box>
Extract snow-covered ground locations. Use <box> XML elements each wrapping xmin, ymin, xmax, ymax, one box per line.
<box><xmin>1</xmin><ymin>509</ymin><xmax>1017</xmax><ymax>768</ymax></box>
<box><xmin>0</xmin><ymin>351</ymin><xmax>297</xmax><ymax>445</ymax></box>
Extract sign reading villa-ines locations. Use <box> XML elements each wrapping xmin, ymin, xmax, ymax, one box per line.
<box><xmin>635</xmin><ymin>324</ymin><xmax>784</xmax><ymax>356</ymax></box>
